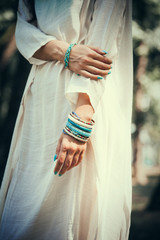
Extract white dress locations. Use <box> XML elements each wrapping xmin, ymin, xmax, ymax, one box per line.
<box><xmin>0</xmin><ymin>0</ymin><xmax>133</xmax><ymax>239</ymax></box>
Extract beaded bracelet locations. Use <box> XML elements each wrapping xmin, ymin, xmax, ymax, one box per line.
<box><xmin>64</xmin><ymin>43</ymin><xmax>77</xmax><ymax>68</ymax></box>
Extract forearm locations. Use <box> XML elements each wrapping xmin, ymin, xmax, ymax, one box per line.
<box><xmin>33</xmin><ymin>41</ymin><xmax>95</xmax><ymax>121</ymax></box>
<box><xmin>33</xmin><ymin>40</ymin><xmax>69</xmax><ymax>63</ymax></box>
<box><xmin>75</xmin><ymin>93</ymin><xmax>95</xmax><ymax>122</ymax></box>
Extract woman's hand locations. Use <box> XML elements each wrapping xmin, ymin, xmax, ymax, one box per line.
<box><xmin>33</xmin><ymin>40</ymin><xmax>112</xmax><ymax>80</ymax></box>
<box><xmin>69</xmin><ymin>44</ymin><xmax>112</xmax><ymax>80</ymax></box>
<box><xmin>54</xmin><ymin>133</ymin><xmax>87</xmax><ymax>176</ymax></box>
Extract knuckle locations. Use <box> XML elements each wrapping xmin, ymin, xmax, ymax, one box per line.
<box><xmin>62</xmin><ymin>144</ymin><xmax>68</xmax><ymax>152</ymax></box>
<box><xmin>75</xmin><ymin>145</ymin><xmax>80</xmax><ymax>151</ymax></box>
<box><xmin>94</xmin><ymin>69</ymin><xmax>99</xmax><ymax>75</ymax></box>
<box><xmin>83</xmin><ymin>57</ymin><xmax>89</xmax><ymax>63</ymax></box>
<box><xmin>101</xmin><ymin>71</ymin><xmax>107</xmax><ymax>76</ymax></box>
<box><xmin>73</xmin><ymin>159</ymin><xmax>78</xmax><ymax>165</ymax></box>
<box><xmin>71</xmin><ymin>144</ymin><xmax>77</xmax><ymax>152</ymax></box>
<box><xmin>79</xmin><ymin>61</ymin><xmax>84</xmax><ymax>68</ymax></box>
<box><xmin>87</xmin><ymin>52</ymin><xmax>93</xmax><ymax>58</ymax></box>
<box><xmin>59</xmin><ymin>157</ymin><xmax>64</xmax><ymax>164</ymax></box>
<box><xmin>76</xmin><ymin>148</ymin><xmax>81</xmax><ymax>154</ymax></box>
<box><xmin>70</xmin><ymin>147</ymin><xmax>76</xmax><ymax>154</ymax></box>
<box><xmin>65</xmin><ymin>160</ymin><xmax>71</xmax><ymax>168</ymax></box>
<box><xmin>81</xmin><ymin>57</ymin><xmax>86</xmax><ymax>63</ymax></box>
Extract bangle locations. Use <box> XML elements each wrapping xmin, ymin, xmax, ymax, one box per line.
<box><xmin>64</xmin><ymin>43</ymin><xmax>77</xmax><ymax>68</ymax></box>
<box><xmin>63</xmin><ymin>112</ymin><xmax>95</xmax><ymax>142</ymax></box>
<box><xmin>63</xmin><ymin>128</ymin><xmax>88</xmax><ymax>142</ymax></box>
<box><xmin>70</xmin><ymin>112</ymin><xmax>95</xmax><ymax>127</ymax></box>
<box><xmin>68</xmin><ymin>118</ymin><xmax>92</xmax><ymax>132</ymax></box>
<box><xmin>72</xmin><ymin>111</ymin><xmax>80</xmax><ymax>119</ymax></box>
<box><xmin>66</xmin><ymin>122</ymin><xmax>91</xmax><ymax>138</ymax></box>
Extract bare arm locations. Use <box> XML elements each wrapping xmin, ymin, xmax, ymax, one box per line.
<box><xmin>34</xmin><ymin>40</ymin><xmax>96</xmax><ymax>121</ymax></box>
<box><xmin>75</xmin><ymin>93</ymin><xmax>94</xmax><ymax>121</ymax></box>
<box><xmin>33</xmin><ymin>40</ymin><xmax>69</xmax><ymax>63</ymax></box>
<box><xmin>33</xmin><ymin>39</ymin><xmax>112</xmax><ymax>81</ymax></box>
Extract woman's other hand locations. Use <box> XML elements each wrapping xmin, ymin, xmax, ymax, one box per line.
<box><xmin>54</xmin><ymin>93</ymin><xmax>94</xmax><ymax>176</ymax></box>
<box><xmin>69</xmin><ymin>44</ymin><xmax>112</xmax><ymax>80</ymax></box>
<box><xmin>54</xmin><ymin>133</ymin><xmax>87</xmax><ymax>176</ymax></box>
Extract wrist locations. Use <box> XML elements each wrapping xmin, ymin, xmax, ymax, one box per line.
<box><xmin>75</xmin><ymin>93</ymin><xmax>94</xmax><ymax>123</ymax></box>
<box><xmin>37</xmin><ymin>40</ymin><xmax>69</xmax><ymax>63</ymax></box>
<box><xmin>75</xmin><ymin>107</ymin><xmax>93</xmax><ymax>123</ymax></box>
<box><xmin>48</xmin><ymin>40</ymin><xmax>69</xmax><ymax>63</ymax></box>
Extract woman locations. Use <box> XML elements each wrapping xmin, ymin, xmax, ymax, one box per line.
<box><xmin>0</xmin><ymin>0</ymin><xmax>133</xmax><ymax>239</ymax></box>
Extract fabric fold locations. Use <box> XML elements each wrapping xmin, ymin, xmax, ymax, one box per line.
<box><xmin>65</xmin><ymin>0</ymin><xmax>128</xmax><ymax>112</ymax></box>
<box><xmin>15</xmin><ymin>8</ymin><xmax>57</xmax><ymax>65</ymax></box>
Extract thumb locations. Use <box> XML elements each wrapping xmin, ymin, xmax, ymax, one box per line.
<box><xmin>54</xmin><ymin>133</ymin><xmax>63</xmax><ymax>161</ymax></box>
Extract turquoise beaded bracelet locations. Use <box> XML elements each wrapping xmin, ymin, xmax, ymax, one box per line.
<box><xmin>64</xmin><ymin>43</ymin><xmax>77</xmax><ymax>68</ymax></box>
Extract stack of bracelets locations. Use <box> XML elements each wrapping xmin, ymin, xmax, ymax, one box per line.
<box><xmin>63</xmin><ymin>112</ymin><xmax>95</xmax><ymax>142</ymax></box>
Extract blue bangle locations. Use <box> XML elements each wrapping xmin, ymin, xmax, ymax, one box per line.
<box><xmin>64</xmin><ymin>43</ymin><xmax>77</xmax><ymax>68</ymax></box>
<box><xmin>68</xmin><ymin>118</ymin><xmax>92</xmax><ymax>133</ymax></box>
<box><xmin>66</xmin><ymin>122</ymin><xmax>91</xmax><ymax>138</ymax></box>
<box><xmin>63</xmin><ymin>129</ymin><xmax>68</xmax><ymax>135</ymax></box>
<box><xmin>72</xmin><ymin>111</ymin><xmax>80</xmax><ymax>119</ymax></box>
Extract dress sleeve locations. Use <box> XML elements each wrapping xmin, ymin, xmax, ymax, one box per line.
<box><xmin>15</xmin><ymin>0</ymin><xmax>57</xmax><ymax>65</ymax></box>
<box><xmin>65</xmin><ymin>0</ymin><xmax>130</xmax><ymax>112</ymax></box>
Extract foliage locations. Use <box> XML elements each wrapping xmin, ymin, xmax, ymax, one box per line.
<box><xmin>132</xmin><ymin>0</ymin><xmax>160</xmax><ymax>165</ymax></box>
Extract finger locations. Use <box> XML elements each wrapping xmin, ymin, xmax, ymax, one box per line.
<box><xmin>75</xmin><ymin>150</ymin><xmax>85</xmax><ymax>166</ymax></box>
<box><xmin>87</xmin><ymin>46</ymin><xmax>112</xmax><ymax>64</ymax></box>
<box><xmin>91</xmin><ymin>59</ymin><xmax>112</xmax><ymax>70</ymax></box>
<box><xmin>80</xmin><ymin>56</ymin><xmax>111</xmax><ymax>71</ymax></box>
<box><xmin>87</xmin><ymin>45</ymin><xmax>108</xmax><ymax>56</ymax></box>
<box><xmin>59</xmin><ymin>151</ymin><xmax>74</xmax><ymax>175</ymax></box>
<box><xmin>94</xmin><ymin>53</ymin><xmax>112</xmax><ymax>64</ymax></box>
<box><xmin>83</xmin><ymin>65</ymin><xmax>111</xmax><ymax>77</ymax></box>
<box><xmin>67</xmin><ymin>152</ymin><xmax>80</xmax><ymax>170</ymax></box>
<box><xmin>89</xmin><ymin>50</ymin><xmax>112</xmax><ymax>64</ymax></box>
<box><xmin>54</xmin><ymin>146</ymin><xmax>67</xmax><ymax>175</ymax></box>
<box><xmin>80</xmin><ymin>69</ymin><xmax>111</xmax><ymax>81</ymax></box>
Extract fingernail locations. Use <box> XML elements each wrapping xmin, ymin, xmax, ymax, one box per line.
<box><xmin>53</xmin><ymin>154</ymin><xmax>57</xmax><ymax>161</ymax></box>
<box><xmin>108</xmin><ymin>71</ymin><xmax>111</xmax><ymax>75</ymax></box>
<box><xmin>102</xmin><ymin>50</ymin><xmax>108</xmax><ymax>54</ymax></box>
<box><xmin>59</xmin><ymin>174</ymin><xmax>62</xmax><ymax>176</ymax></box>
<box><xmin>97</xmin><ymin>76</ymin><xmax>103</xmax><ymax>80</ymax></box>
<box><xmin>54</xmin><ymin>171</ymin><xmax>58</xmax><ymax>175</ymax></box>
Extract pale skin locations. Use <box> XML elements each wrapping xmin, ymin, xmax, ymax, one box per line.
<box><xmin>33</xmin><ymin>40</ymin><xmax>112</xmax><ymax>176</ymax></box>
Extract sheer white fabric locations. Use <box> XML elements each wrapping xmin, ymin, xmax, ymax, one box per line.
<box><xmin>0</xmin><ymin>0</ymin><xmax>133</xmax><ymax>239</ymax></box>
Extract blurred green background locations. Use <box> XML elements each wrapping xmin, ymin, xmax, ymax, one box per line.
<box><xmin>0</xmin><ymin>1</ymin><xmax>160</xmax><ymax>239</ymax></box>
